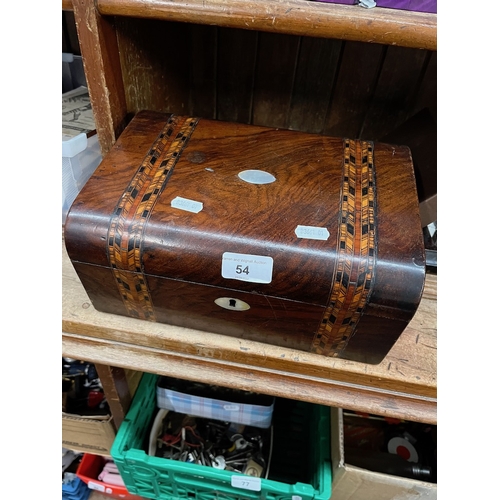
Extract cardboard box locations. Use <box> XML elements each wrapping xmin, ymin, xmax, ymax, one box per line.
<box><xmin>62</xmin><ymin>369</ymin><xmax>143</xmax><ymax>456</ymax></box>
<box><xmin>62</xmin><ymin>413</ymin><xmax>116</xmax><ymax>456</ymax></box>
<box><xmin>330</xmin><ymin>408</ymin><xmax>437</xmax><ymax>499</ymax></box>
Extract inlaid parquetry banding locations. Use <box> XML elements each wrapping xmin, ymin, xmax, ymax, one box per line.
<box><xmin>107</xmin><ymin>115</ymin><xmax>199</xmax><ymax>320</ymax></box>
<box><xmin>312</xmin><ymin>139</ymin><xmax>377</xmax><ymax>356</ymax></box>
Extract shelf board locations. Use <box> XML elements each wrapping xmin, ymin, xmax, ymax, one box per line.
<box><xmin>63</xmin><ymin>0</ymin><xmax>436</xmax><ymax>50</ymax></box>
<box><xmin>62</xmin><ymin>237</ymin><xmax>437</xmax><ymax>424</ymax></box>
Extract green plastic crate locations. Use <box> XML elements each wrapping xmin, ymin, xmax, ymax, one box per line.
<box><xmin>111</xmin><ymin>373</ymin><xmax>332</xmax><ymax>500</ymax></box>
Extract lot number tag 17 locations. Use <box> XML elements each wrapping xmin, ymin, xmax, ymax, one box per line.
<box><xmin>222</xmin><ymin>252</ymin><xmax>273</xmax><ymax>284</ymax></box>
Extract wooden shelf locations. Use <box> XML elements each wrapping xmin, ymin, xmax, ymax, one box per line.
<box><xmin>62</xmin><ymin>0</ymin><xmax>437</xmax><ymax>438</ymax></box>
<box><xmin>62</xmin><ymin>236</ymin><xmax>437</xmax><ymax>425</ymax></box>
<box><xmin>99</xmin><ymin>0</ymin><xmax>436</xmax><ymax>50</ymax></box>
<box><xmin>64</xmin><ymin>0</ymin><xmax>436</xmax><ymax>51</ymax></box>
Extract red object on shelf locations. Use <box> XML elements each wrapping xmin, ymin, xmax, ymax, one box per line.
<box><xmin>76</xmin><ymin>454</ymin><xmax>144</xmax><ymax>499</ymax></box>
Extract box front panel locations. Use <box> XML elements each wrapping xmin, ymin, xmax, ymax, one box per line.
<box><xmin>75</xmin><ymin>261</ymin><xmax>326</xmax><ymax>352</ymax></box>
<box><xmin>147</xmin><ymin>275</ymin><xmax>326</xmax><ymax>351</ymax></box>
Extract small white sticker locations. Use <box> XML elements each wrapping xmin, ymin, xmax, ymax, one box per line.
<box><xmin>295</xmin><ymin>225</ymin><xmax>330</xmax><ymax>241</ymax></box>
<box><xmin>292</xmin><ymin>496</ymin><xmax>303</xmax><ymax>500</ymax></box>
<box><xmin>171</xmin><ymin>196</ymin><xmax>203</xmax><ymax>213</ymax></box>
<box><xmin>88</xmin><ymin>482</ymin><xmax>105</xmax><ymax>492</ymax></box>
<box><xmin>222</xmin><ymin>252</ymin><xmax>273</xmax><ymax>284</ymax></box>
<box><xmin>223</xmin><ymin>404</ymin><xmax>240</xmax><ymax>411</ymax></box>
<box><xmin>231</xmin><ymin>475</ymin><xmax>262</xmax><ymax>491</ymax></box>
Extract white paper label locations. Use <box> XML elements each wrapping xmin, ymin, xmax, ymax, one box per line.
<box><xmin>88</xmin><ymin>482</ymin><xmax>105</xmax><ymax>492</ymax></box>
<box><xmin>294</xmin><ymin>225</ymin><xmax>330</xmax><ymax>241</ymax></box>
<box><xmin>171</xmin><ymin>196</ymin><xmax>203</xmax><ymax>213</ymax></box>
<box><xmin>222</xmin><ymin>252</ymin><xmax>273</xmax><ymax>284</ymax></box>
<box><xmin>231</xmin><ymin>476</ymin><xmax>262</xmax><ymax>491</ymax></box>
<box><xmin>292</xmin><ymin>496</ymin><xmax>303</xmax><ymax>500</ymax></box>
<box><xmin>223</xmin><ymin>404</ymin><xmax>240</xmax><ymax>411</ymax></box>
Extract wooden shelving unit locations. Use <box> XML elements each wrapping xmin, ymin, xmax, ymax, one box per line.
<box><xmin>62</xmin><ymin>2</ymin><xmax>437</xmax><ymax>494</ymax></box>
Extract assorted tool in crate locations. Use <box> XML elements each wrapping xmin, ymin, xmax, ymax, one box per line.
<box><xmin>111</xmin><ymin>373</ymin><xmax>332</xmax><ymax>500</ymax></box>
<box><xmin>147</xmin><ymin>375</ymin><xmax>275</xmax><ymax>477</ymax></box>
<box><xmin>149</xmin><ymin>409</ymin><xmax>273</xmax><ymax>478</ymax></box>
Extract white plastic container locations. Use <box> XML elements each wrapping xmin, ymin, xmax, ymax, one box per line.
<box><xmin>62</xmin><ymin>132</ymin><xmax>101</xmax><ymax>223</ymax></box>
<box><xmin>62</xmin><ymin>85</ymin><xmax>102</xmax><ymax>223</ymax></box>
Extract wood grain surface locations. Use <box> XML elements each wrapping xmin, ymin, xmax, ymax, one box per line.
<box><xmin>64</xmin><ymin>111</ymin><xmax>425</xmax><ymax>364</ymax></box>
<box><xmin>95</xmin><ymin>0</ymin><xmax>437</xmax><ymax>50</ymax></box>
<box><xmin>71</xmin><ymin>0</ymin><xmax>128</xmax><ymax>155</ymax></box>
<box><xmin>64</xmin><ymin>2</ymin><xmax>436</xmax><ymax>158</ymax></box>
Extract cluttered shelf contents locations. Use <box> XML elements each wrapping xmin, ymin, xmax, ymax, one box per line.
<box><xmin>62</xmin><ymin>367</ymin><xmax>333</xmax><ymax>498</ymax></box>
<box><xmin>63</xmin><ymin>368</ymin><xmax>436</xmax><ymax>500</ymax></box>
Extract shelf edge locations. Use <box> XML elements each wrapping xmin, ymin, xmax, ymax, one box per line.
<box><xmin>62</xmin><ymin>333</ymin><xmax>437</xmax><ymax>424</ymax></box>
<box><xmin>94</xmin><ymin>0</ymin><xmax>437</xmax><ymax>50</ymax></box>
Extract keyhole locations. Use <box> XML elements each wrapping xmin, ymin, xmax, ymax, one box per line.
<box><xmin>214</xmin><ymin>297</ymin><xmax>250</xmax><ymax>311</ymax></box>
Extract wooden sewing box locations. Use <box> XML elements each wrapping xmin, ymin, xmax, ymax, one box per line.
<box><xmin>64</xmin><ymin>110</ymin><xmax>425</xmax><ymax>364</ymax></box>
